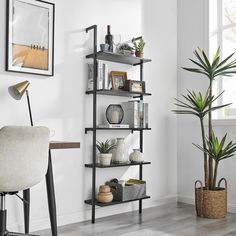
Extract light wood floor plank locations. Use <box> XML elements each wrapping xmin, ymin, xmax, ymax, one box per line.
<box><xmin>35</xmin><ymin>203</ymin><xmax>236</xmax><ymax>236</ymax></box>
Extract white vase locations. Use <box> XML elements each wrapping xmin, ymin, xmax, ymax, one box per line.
<box><xmin>112</xmin><ymin>138</ymin><xmax>128</xmax><ymax>163</ymax></box>
<box><xmin>99</xmin><ymin>153</ymin><xmax>112</xmax><ymax>166</ymax></box>
<box><xmin>129</xmin><ymin>149</ymin><xmax>144</xmax><ymax>163</ymax></box>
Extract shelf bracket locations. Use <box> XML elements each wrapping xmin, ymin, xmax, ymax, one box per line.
<box><xmin>86</xmin><ymin>25</ymin><xmax>97</xmax><ymax>33</ymax></box>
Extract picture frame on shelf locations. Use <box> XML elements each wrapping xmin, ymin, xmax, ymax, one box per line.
<box><xmin>111</xmin><ymin>71</ymin><xmax>127</xmax><ymax>90</ymax></box>
<box><xmin>6</xmin><ymin>0</ymin><xmax>55</xmax><ymax>76</ymax></box>
<box><xmin>125</xmin><ymin>80</ymin><xmax>146</xmax><ymax>93</ymax></box>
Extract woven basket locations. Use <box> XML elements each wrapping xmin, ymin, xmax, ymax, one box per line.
<box><xmin>195</xmin><ymin>178</ymin><xmax>227</xmax><ymax>219</ymax></box>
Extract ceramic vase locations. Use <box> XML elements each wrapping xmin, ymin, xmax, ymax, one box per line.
<box><xmin>129</xmin><ymin>149</ymin><xmax>144</xmax><ymax>163</ymax></box>
<box><xmin>112</xmin><ymin>138</ymin><xmax>128</xmax><ymax>163</ymax></box>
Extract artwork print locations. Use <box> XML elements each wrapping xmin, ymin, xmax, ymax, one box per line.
<box><xmin>6</xmin><ymin>0</ymin><xmax>55</xmax><ymax>76</ymax></box>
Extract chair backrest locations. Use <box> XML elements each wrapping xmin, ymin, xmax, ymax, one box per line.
<box><xmin>0</xmin><ymin>126</ymin><xmax>49</xmax><ymax>192</ymax></box>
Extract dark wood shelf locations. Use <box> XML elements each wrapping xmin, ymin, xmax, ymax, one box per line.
<box><xmin>86</xmin><ymin>89</ymin><xmax>151</xmax><ymax>97</ymax></box>
<box><xmin>85</xmin><ymin>127</ymin><xmax>151</xmax><ymax>133</ymax></box>
<box><xmin>84</xmin><ymin>195</ymin><xmax>150</xmax><ymax>207</ymax></box>
<box><xmin>86</xmin><ymin>51</ymin><xmax>152</xmax><ymax>65</ymax></box>
<box><xmin>85</xmin><ymin>161</ymin><xmax>151</xmax><ymax>168</ymax></box>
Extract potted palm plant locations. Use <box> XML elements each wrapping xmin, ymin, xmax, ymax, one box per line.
<box><xmin>96</xmin><ymin>139</ymin><xmax>116</xmax><ymax>166</ymax></box>
<box><xmin>174</xmin><ymin>48</ymin><xmax>236</xmax><ymax>218</ymax></box>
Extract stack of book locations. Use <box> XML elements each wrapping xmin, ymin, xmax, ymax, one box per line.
<box><xmin>121</xmin><ymin>101</ymin><xmax>148</xmax><ymax>128</ymax></box>
<box><xmin>87</xmin><ymin>61</ymin><xmax>111</xmax><ymax>91</ymax></box>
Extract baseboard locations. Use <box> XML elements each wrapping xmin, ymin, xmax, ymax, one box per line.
<box><xmin>8</xmin><ymin>195</ymin><xmax>177</xmax><ymax>233</ymax></box>
<box><xmin>178</xmin><ymin>195</ymin><xmax>236</xmax><ymax>213</ymax></box>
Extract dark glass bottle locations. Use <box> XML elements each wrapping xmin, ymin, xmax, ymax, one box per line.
<box><xmin>105</xmin><ymin>25</ymin><xmax>113</xmax><ymax>52</ymax></box>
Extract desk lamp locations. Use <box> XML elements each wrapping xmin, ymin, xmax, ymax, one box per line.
<box><xmin>8</xmin><ymin>80</ymin><xmax>34</xmax><ymax>126</ymax></box>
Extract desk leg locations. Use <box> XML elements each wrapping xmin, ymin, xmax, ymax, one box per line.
<box><xmin>23</xmin><ymin>189</ymin><xmax>30</xmax><ymax>234</ymax></box>
<box><xmin>46</xmin><ymin>150</ymin><xmax>58</xmax><ymax>236</ymax></box>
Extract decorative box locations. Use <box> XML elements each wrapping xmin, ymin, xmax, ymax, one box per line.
<box><xmin>124</xmin><ymin>80</ymin><xmax>146</xmax><ymax>93</ymax></box>
<box><xmin>107</xmin><ymin>179</ymin><xmax>146</xmax><ymax>201</ymax></box>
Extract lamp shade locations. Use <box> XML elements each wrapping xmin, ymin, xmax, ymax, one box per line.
<box><xmin>8</xmin><ymin>81</ymin><xmax>30</xmax><ymax>100</ymax></box>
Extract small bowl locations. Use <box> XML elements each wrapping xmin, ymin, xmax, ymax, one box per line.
<box><xmin>100</xmin><ymin>43</ymin><xmax>109</xmax><ymax>51</ymax></box>
<box><xmin>96</xmin><ymin>192</ymin><xmax>113</xmax><ymax>203</ymax></box>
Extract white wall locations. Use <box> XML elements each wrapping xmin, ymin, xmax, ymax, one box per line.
<box><xmin>177</xmin><ymin>0</ymin><xmax>236</xmax><ymax>212</ymax></box>
<box><xmin>142</xmin><ymin>0</ymin><xmax>177</xmax><ymax>199</ymax></box>
<box><xmin>0</xmin><ymin>0</ymin><xmax>178</xmax><ymax>232</ymax></box>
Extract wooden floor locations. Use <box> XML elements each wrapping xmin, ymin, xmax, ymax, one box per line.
<box><xmin>36</xmin><ymin>202</ymin><xmax>236</xmax><ymax>236</ymax></box>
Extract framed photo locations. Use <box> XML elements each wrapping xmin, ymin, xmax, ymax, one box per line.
<box><xmin>110</xmin><ymin>71</ymin><xmax>127</xmax><ymax>90</ymax></box>
<box><xmin>6</xmin><ymin>0</ymin><xmax>55</xmax><ymax>76</ymax></box>
<box><xmin>125</xmin><ymin>80</ymin><xmax>146</xmax><ymax>93</ymax></box>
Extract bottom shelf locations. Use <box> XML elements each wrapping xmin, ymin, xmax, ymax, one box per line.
<box><xmin>84</xmin><ymin>195</ymin><xmax>150</xmax><ymax>207</ymax></box>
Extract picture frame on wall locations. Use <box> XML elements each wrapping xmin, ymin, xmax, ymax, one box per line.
<box><xmin>110</xmin><ymin>71</ymin><xmax>127</xmax><ymax>90</ymax></box>
<box><xmin>6</xmin><ymin>0</ymin><xmax>55</xmax><ymax>76</ymax></box>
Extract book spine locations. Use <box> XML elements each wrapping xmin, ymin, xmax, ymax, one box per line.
<box><xmin>97</xmin><ymin>61</ymin><xmax>103</xmax><ymax>89</ymax></box>
<box><xmin>145</xmin><ymin>103</ymin><xmax>148</xmax><ymax>128</ymax></box>
<box><xmin>87</xmin><ymin>63</ymin><xmax>94</xmax><ymax>91</ymax></box>
<box><xmin>139</xmin><ymin>100</ymin><xmax>144</xmax><ymax>128</ymax></box>
<box><xmin>134</xmin><ymin>101</ymin><xmax>140</xmax><ymax>128</ymax></box>
<box><xmin>103</xmin><ymin>63</ymin><xmax>109</xmax><ymax>89</ymax></box>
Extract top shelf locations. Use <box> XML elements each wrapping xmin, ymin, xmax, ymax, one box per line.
<box><xmin>86</xmin><ymin>51</ymin><xmax>152</xmax><ymax>65</ymax></box>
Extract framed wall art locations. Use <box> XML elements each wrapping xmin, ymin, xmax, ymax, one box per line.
<box><xmin>6</xmin><ymin>0</ymin><xmax>55</xmax><ymax>76</ymax></box>
<box><xmin>110</xmin><ymin>71</ymin><xmax>127</xmax><ymax>90</ymax></box>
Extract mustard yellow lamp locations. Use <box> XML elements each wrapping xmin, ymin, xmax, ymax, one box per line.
<box><xmin>8</xmin><ymin>80</ymin><xmax>34</xmax><ymax>126</ymax></box>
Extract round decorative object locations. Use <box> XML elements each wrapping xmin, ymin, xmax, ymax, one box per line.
<box><xmin>112</xmin><ymin>138</ymin><xmax>129</xmax><ymax>163</ymax></box>
<box><xmin>96</xmin><ymin>192</ymin><xmax>113</xmax><ymax>203</ymax></box>
<box><xmin>129</xmin><ymin>149</ymin><xmax>144</xmax><ymax>163</ymax></box>
<box><xmin>99</xmin><ymin>185</ymin><xmax>111</xmax><ymax>193</ymax></box>
<box><xmin>106</xmin><ymin>104</ymin><xmax>124</xmax><ymax>124</ymax></box>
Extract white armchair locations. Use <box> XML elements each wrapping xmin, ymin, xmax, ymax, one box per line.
<box><xmin>0</xmin><ymin>126</ymin><xmax>49</xmax><ymax>236</ymax></box>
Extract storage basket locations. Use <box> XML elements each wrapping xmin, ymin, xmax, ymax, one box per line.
<box><xmin>107</xmin><ymin>180</ymin><xmax>146</xmax><ymax>201</ymax></box>
<box><xmin>195</xmin><ymin>178</ymin><xmax>227</xmax><ymax>219</ymax></box>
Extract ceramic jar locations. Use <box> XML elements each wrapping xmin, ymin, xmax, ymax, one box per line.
<box><xmin>129</xmin><ymin>149</ymin><xmax>144</xmax><ymax>163</ymax></box>
<box><xmin>112</xmin><ymin>138</ymin><xmax>128</xmax><ymax>163</ymax></box>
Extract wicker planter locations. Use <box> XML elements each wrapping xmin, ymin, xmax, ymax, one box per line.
<box><xmin>195</xmin><ymin>178</ymin><xmax>227</xmax><ymax>219</ymax></box>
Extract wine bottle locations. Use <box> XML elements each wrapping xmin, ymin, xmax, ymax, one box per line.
<box><xmin>105</xmin><ymin>25</ymin><xmax>113</xmax><ymax>52</ymax></box>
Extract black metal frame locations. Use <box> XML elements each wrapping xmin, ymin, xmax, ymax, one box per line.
<box><xmin>0</xmin><ymin>194</ymin><xmax>38</xmax><ymax>236</ymax></box>
<box><xmin>85</xmin><ymin>25</ymin><xmax>151</xmax><ymax>223</ymax></box>
<box><xmin>5</xmin><ymin>0</ymin><xmax>55</xmax><ymax>76</ymax></box>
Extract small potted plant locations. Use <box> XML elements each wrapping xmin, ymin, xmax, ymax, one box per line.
<box><xmin>117</xmin><ymin>43</ymin><xmax>134</xmax><ymax>55</ymax></box>
<box><xmin>132</xmin><ymin>38</ymin><xmax>145</xmax><ymax>58</ymax></box>
<box><xmin>96</xmin><ymin>139</ymin><xmax>116</xmax><ymax>166</ymax></box>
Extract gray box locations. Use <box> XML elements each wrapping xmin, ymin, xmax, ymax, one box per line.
<box><xmin>107</xmin><ymin>182</ymin><xmax>146</xmax><ymax>201</ymax></box>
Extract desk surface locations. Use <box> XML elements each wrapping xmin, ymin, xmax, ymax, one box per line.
<box><xmin>49</xmin><ymin>141</ymin><xmax>80</xmax><ymax>149</ymax></box>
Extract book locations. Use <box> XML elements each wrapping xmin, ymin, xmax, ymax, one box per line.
<box><xmin>144</xmin><ymin>103</ymin><xmax>148</xmax><ymax>128</ymax></box>
<box><xmin>103</xmin><ymin>63</ymin><xmax>111</xmax><ymax>89</ymax></box>
<box><xmin>121</xmin><ymin>101</ymin><xmax>140</xmax><ymax>128</ymax></box>
<box><xmin>121</xmin><ymin>101</ymin><xmax>149</xmax><ymax>128</ymax></box>
<box><xmin>97</xmin><ymin>124</ymin><xmax>129</xmax><ymax>128</ymax></box>
<box><xmin>87</xmin><ymin>61</ymin><xmax>109</xmax><ymax>91</ymax></box>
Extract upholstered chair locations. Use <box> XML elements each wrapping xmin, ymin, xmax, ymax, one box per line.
<box><xmin>0</xmin><ymin>126</ymin><xmax>49</xmax><ymax>236</ymax></box>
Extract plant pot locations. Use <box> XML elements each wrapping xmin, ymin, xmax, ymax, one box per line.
<box><xmin>195</xmin><ymin>178</ymin><xmax>227</xmax><ymax>219</ymax></box>
<box><xmin>99</xmin><ymin>153</ymin><xmax>112</xmax><ymax>166</ymax></box>
<box><xmin>135</xmin><ymin>51</ymin><xmax>143</xmax><ymax>58</ymax></box>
